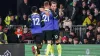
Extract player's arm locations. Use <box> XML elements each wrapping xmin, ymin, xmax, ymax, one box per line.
<box><xmin>39</xmin><ymin>7</ymin><xmax>50</xmax><ymax>16</ymax></box>
<box><xmin>51</xmin><ymin>9</ymin><xmax>59</xmax><ymax>20</ymax></box>
<box><xmin>56</xmin><ymin>9</ymin><xmax>60</xmax><ymax>20</ymax></box>
<box><xmin>44</xmin><ymin>9</ymin><xmax>50</xmax><ymax>16</ymax></box>
<box><xmin>39</xmin><ymin>8</ymin><xmax>44</xmax><ymax>12</ymax></box>
<box><xmin>40</xmin><ymin>15</ymin><xmax>45</xmax><ymax>27</ymax></box>
<box><xmin>41</xmin><ymin>20</ymin><xmax>45</xmax><ymax>27</ymax></box>
<box><xmin>28</xmin><ymin>15</ymin><xmax>34</xmax><ymax>28</ymax></box>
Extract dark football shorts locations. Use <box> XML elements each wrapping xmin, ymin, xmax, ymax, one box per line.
<box><xmin>43</xmin><ymin>30</ymin><xmax>53</xmax><ymax>40</ymax></box>
<box><xmin>32</xmin><ymin>33</ymin><xmax>43</xmax><ymax>44</ymax></box>
<box><xmin>53</xmin><ymin>30</ymin><xmax>59</xmax><ymax>40</ymax></box>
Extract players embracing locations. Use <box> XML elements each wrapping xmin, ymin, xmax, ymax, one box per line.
<box><xmin>40</xmin><ymin>1</ymin><xmax>62</xmax><ymax>56</ymax></box>
<box><xmin>31</xmin><ymin>1</ymin><xmax>62</xmax><ymax>56</ymax></box>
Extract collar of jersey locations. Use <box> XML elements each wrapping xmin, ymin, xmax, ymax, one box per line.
<box><xmin>45</xmin><ymin>9</ymin><xmax>50</xmax><ymax>11</ymax></box>
<box><xmin>32</xmin><ymin>13</ymin><xmax>38</xmax><ymax>15</ymax></box>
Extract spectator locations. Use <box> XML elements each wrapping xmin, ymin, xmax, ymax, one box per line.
<box><xmin>20</xmin><ymin>14</ymin><xmax>28</xmax><ymax>25</ymax></box>
<box><xmin>59</xmin><ymin>21</ymin><xmax>63</xmax><ymax>30</ymax></box>
<box><xmin>3</xmin><ymin>27</ymin><xmax>8</xmax><ymax>34</ymax></box>
<box><xmin>62</xmin><ymin>26</ymin><xmax>70</xmax><ymax>38</ymax></box>
<box><xmin>4</xmin><ymin>14</ymin><xmax>17</xmax><ymax>25</ymax></box>
<box><xmin>89</xmin><ymin>2</ymin><xmax>96</xmax><ymax>11</ymax></box>
<box><xmin>61</xmin><ymin>26</ymin><xmax>70</xmax><ymax>44</ymax></box>
<box><xmin>82</xmin><ymin>11</ymin><xmax>96</xmax><ymax>26</ymax></box>
<box><xmin>70</xmin><ymin>31</ymin><xmax>77</xmax><ymax>39</ymax></box>
<box><xmin>73</xmin><ymin>38</ymin><xmax>79</xmax><ymax>44</ymax></box>
<box><xmin>18</xmin><ymin>0</ymin><xmax>30</xmax><ymax>23</ymax></box>
<box><xmin>79</xmin><ymin>9</ymin><xmax>87</xmax><ymax>25</ymax></box>
<box><xmin>3</xmin><ymin>27</ymin><xmax>9</xmax><ymax>38</ymax></box>
<box><xmin>22</xmin><ymin>27</ymin><xmax>32</xmax><ymax>43</ymax></box>
<box><xmin>0</xmin><ymin>25</ymin><xmax>8</xmax><ymax>44</ymax></box>
<box><xmin>94</xmin><ymin>8</ymin><xmax>100</xmax><ymax>26</ymax></box>
<box><xmin>69</xmin><ymin>31</ymin><xmax>77</xmax><ymax>44</ymax></box>
<box><xmin>59</xmin><ymin>4</ymin><xmax>64</xmax><ymax>21</ymax></box>
<box><xmin>84</xmin><ymin>31</ymin><xmax>95</xmax><ymax>44</ymax></box>
<box><xmin>96</xmin><ymin>33</ymin><xmax>100</xmax><ymax>44</ymax></box>
<box><xmin>59</xmin><ymin>28</ymin><xmax>65</xmax><ymax>43</ymax></box>
<box><xmin>61</xmin><ymin>36</ymin><xmax>68</xmax><ymax>44</ymax></box>
<box><xmin>95</xmin><ymin>26</ymin><xmax>100</xmax><ymax>38</ymax></box>
<box><xmin>81</xmin><ymin>1</ymin><xmax>88</xmax><ymax>10</ymax></box>
<box><xmin>86</xmin><ymin>24</ymin><xmax>94</xmax><ymax>32</ymax></box>
<box><xmin>15</xmin><ymin>26</ymin><xmax>23</xmax><ymax>42</ymax></box>
<box><xmin>7</xmin><ymin>27</ymin><xmax>19</xmax><ymax>43</ymax></box>
<box><xmin>67</xmin><ymin>0</ymin><xmax>79</xmax><ymax>25</ymax></box>
<box><xmin>96</xmin><ymin>26</ymin><xmax>100</xmax><ymax>34</ymax></box>
<box><xmin>87</xmin><ymin>9</ymin><xmax>90</xmax><ymax>16</ymax></box>
<box><xmin>63</xmin><ymin>17</ymin><xmax>72</xmax><ymax>28</ymax></box>
<box><xmin>58</xmin><ymin>4</ymin><xmax>65</xmax><ymax>30</ymax></box>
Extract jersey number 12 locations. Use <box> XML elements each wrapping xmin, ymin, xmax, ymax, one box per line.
<box><xmin>33</xmin><ymin>18</ymin><xmax>40</xmax><ymax>25</ymax></box>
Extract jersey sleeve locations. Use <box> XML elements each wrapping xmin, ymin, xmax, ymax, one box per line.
<box><xmin>28</xmin><ymin>14</ymin><xmax>34</xmax><ymax>28</ymax></box>
<box><xmin>54</xmin><ymin>10</ymin><xmax>59</xmax><ymax>20</ymax></box>
<box><xmin>39</xmin><ymin>14</ymin><xmax>45</xmax><ymax>27</ymax></box>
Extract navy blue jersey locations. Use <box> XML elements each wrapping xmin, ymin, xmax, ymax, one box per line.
<box><xmin>53</xmin><ymin>18</ymin><xmax>59</xmax><ymax>30</ymax></box>
<box><xmin>41</xmin><ymin>9</ymin><xmax>54</xmax><ymax>31</ymax></box>
<box><xmin>30</xmin><ymin>13</ymin><xmax>42</xmax><ymax>34</ymax></box>
<box><xmin>51</xmin><ymin>9</ymin><xmax>59</xmax><ymax>30</ymax></box>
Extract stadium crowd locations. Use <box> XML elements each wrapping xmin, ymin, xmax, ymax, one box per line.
<box><xmin>0</xmin><ymin>0</ymin><xmax>100</xmax><ymax>44</ymax></box>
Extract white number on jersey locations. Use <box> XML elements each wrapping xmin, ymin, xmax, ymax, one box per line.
<box><xmin>32</xmin><ymin>18</ymin><xmax>40</xmax><ymax>25</ymax></box>
<box><xmin>42</xmin><ymin>15</ymin><xmax>49</xmax><ymax>22</ymax></box>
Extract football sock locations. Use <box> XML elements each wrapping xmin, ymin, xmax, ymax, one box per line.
<box><xmin>57</xmin><ymin>44</ymin><xmax>62</xmax><ymax>56</ymax></box>
<box><xmin>37</xmin><ymin>54</ymin><xmax>40</xmax><ymax>56</ymax></box>
<box><xmin>46</xmin><ymin>44</ymin><xmax>51</xmax><ymax>56</ymax></box>
<box><xmin>50</xmin><ymin>45</ymin><xmax>54</xmax><ymax>56</ymax></box>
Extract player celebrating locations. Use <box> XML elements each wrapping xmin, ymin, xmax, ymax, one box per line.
<box><xmin>50</xmin><ymin>1</ymin><xmax>62</xmax><ymax>56</ymax></box>
<box><xmin>41</xmin><ymin>1</ymin><xmax>54</xmax><ymax>56</ymax></box>
<box><xmin>30</xmin><ymin>6</ymin><xmax>43</xmax><ymax>56</ymax></box>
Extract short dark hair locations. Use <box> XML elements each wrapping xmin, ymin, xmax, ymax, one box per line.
<box><xmin>31</xmin><ymin>6</ymin><xmax>38</xmax><ymax>12</ymax></box>
<box><xmin>51</xmin><ymin>1</ymin><xmax>57</xmax><ymax>5</ymax></box>
<box><xmin>44</xmin><ymin>1</ymin><xmax>49</xmax><ymax>6</ymax></box>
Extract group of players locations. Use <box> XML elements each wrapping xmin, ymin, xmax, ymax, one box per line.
<box><xmin>30</xmin><ymin>1</ymin><xmax>62</xmax><ymax>56</ymax></box>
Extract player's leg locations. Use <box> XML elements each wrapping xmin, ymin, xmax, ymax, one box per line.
<box><xmin>43</xmin><ymin>31</ymin><xmax>47</xmax><ymax>44</ymax></box>
<box><xmin>45</xmin><ymin>31</ymin><xmax>53</xmax><ymax>56</ymax></box>
<box><xmin>54</xmin><ymin>30</ymin><xmax>62</xmax><ymax>56</ymax></box>
<box><xmin>32</xmin><ymin>34</ymin><xmax>38</xmax><ymax>56</ymax></box>
<box><xmin>32</xmin><ymin>34</ymin><xmax>43</xmax><ymax>56</ymax></box>
<box><xmin>35</xmin><ymin>33</ymin><xmax>43</xmax><ymax>56</ymax></box>
<box><xmin>56</xmin><ymin>40</ymin><xmax>62</xmax><ymax>56</ymax></box>
<box><xmin>50</xmin><ymin>31</ymin><xmax>55</xmax><ymax>56</ymax></box>
<box><xmin>50</xmin><ymin>43</ymin><xmax>54</xmax><ymax>56</ymax></box>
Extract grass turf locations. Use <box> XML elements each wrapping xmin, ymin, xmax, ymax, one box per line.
<box><xmin>25</xmin><ymin>44</ymin><xmax>100</xmax><ymax>56</ymax></box>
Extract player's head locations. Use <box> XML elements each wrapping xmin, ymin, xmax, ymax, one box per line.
<box><xmin>44</xmin><ymin>1</ymin><xmax>50</xmax><ymax>9</ymax></box>
<box><xmin>51</xmin><ymin>1</ymin><xmax>57</xmax><ymax>11</ymax></box>
<box><xmin>31</xmin><ymin>6</ymin><xmax>38</xmax><ymax>13</ymax></box>
<box><xmin>24</xmin><ymin>0</ymin><xmax>28</xmax><ymax>4</ymax></box>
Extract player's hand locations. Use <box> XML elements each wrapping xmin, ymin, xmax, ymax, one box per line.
<box><xmin>39</xmin><ymin>8</ymin><xmax>44</xmax><ymax>12</ymax></box>
<box><xmin>44</xmin><ymin>11</ymin><xmax>50</xmax><ymax>16</ymax></box>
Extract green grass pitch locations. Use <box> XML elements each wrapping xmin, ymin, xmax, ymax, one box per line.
<box><xmin>25</xmin><ymin>44</ymin><xmax>100</xmax><ymax>56</ymax></box>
